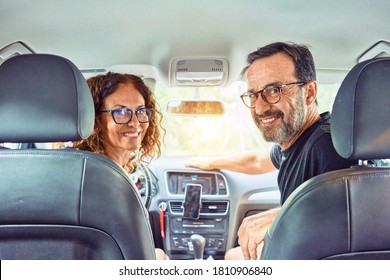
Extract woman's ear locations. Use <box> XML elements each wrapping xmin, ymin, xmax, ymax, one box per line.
<box><xmin>305</xmin><ymin>80</ymin><xmax>317</xmax><ymax>106</ymax></box>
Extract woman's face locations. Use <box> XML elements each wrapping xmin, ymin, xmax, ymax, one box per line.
<box><xmin>98</xmin><ymin>83</ymin><xmax>149</xmax><ymax>157</ymax></box>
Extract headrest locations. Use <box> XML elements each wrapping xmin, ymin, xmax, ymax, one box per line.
<box><xmin>331</xmin><ymin>57</ymin><xmax>390</xmax><ymax>160</ymax></box>
<box><xmin>0</xmin><ymin>54</ymin><xmax>94</xmax><ymax>143</ymax></box>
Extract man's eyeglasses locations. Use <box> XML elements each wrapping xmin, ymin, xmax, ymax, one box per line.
<box><xmin>240</xmin><ymin>81</ymin><xmax>307</xmax><ymax>108</ymax></box>
<box><xmin>99</xmin><ymin>106</ymin><xmax>154</xmax><ymax>124</ymax></box>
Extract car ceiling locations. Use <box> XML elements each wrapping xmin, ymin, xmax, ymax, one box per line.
<box><xmin>1</xmin><ymin>0</ymin><xmax>389</xmax><ymax>86</ymax></box>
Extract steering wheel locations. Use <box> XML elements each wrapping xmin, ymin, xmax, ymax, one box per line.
<box><xmin>129</xmin><ymin>163</ymin><xmax>152</xmax><ymax>207</ymax></box>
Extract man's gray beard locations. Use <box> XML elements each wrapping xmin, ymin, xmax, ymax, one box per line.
<box><xmin>259</xmin><ymin>92</ymin><xmax>307</xmax><ymax>145</ymax></box>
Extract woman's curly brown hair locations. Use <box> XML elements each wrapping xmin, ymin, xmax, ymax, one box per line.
<box><xmin>74</xmin><ymin>72</ymin><xmax>164</xmax><ymax>169</ymax></box>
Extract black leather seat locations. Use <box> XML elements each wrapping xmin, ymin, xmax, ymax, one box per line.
<box><xmin>261</xmin><ymin>57</ymin><xmax>390</xmax><ymax>260</ymax></box>
<box><xmin>0</xmin><ymin>54</ymin><xmax>156</xmax><ymax>259</ymax></box>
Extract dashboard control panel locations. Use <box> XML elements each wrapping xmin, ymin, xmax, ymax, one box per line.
<box><xmin>163</xmin><ymin>171</ymin><xmax>229</xmax><ymax>260</ymax></box>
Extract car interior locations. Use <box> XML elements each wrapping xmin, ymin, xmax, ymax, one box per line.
<box><xmin>0</xmin><ymin>0</ymin><xmax>389</xmax><ymax>260</ymax></box>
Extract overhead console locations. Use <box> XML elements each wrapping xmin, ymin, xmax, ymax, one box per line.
<box><xmin>162</xmin><ymin>171</ymin><xmax>229</xmax><ymax>260</ymax></box>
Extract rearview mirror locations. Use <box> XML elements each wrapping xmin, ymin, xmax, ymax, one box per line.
<box><xmin>166</xmin><ymin>100</ymin><xmax>225</xmax><ymax>116</ymax></box>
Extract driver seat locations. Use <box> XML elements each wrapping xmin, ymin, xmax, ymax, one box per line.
<box><xmin>0</xmin><ymin>54</ymin><xmax>156</xmax><ymax>259</ymax></box>
<box><xmin>261</xmin><ymin>57</ymin><xmax>390</xmax><ymax>259</ymax></box>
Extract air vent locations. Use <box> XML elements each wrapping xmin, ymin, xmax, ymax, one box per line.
<box><xmin>170</xmin><ymin>57</ymin><xmax>229</xmax><ymax>86</ymax></box>
<box><xmin>169</xmin><ymin>201</ymin><xmax>229</xmax><ymax>215</ymax></box>
<box><xmin>169</xmin><ymin>201</ymin><xmax>183</xmax><ymax>213</ymax></box>
<box><xmin>201</xmin><ymin>201</ymin><xmax>228</xmax><ymax>214</ymax></box>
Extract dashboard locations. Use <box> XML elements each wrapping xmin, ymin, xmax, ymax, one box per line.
<box><xmin>148</xmin><ymin>157</ymin><xmax>280</xmax><ymax>260</ymax></box>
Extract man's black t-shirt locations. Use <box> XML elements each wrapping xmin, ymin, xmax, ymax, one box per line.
<box><xmin>270</xmin><ymin>112</ymin><xmax>357</xmax><ymax>205</ymax></box>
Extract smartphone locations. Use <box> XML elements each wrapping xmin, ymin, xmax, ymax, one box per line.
<box><xmin>182</xmin><ymin>184</ymin><xmax>202</xmax><ymax>220</ymax></box>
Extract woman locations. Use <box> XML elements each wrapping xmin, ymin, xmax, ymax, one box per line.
<box><xmin>74</xmin><ymin>72</ymin><xmax>166</xmax><ymax>260</ymax></box>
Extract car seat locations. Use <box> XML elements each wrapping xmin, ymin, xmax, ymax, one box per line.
<box><xmin>0</xmin><ymin>54</ymin><xmax>156</xmax><ymax>259</ymax></box>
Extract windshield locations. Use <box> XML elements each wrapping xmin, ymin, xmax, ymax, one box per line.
<box><xmin>156</xmin><ymin>81</ymin><xmax>340</xmax><ymax>156</ymax></box>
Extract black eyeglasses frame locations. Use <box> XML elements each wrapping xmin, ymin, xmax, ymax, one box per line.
<box><xmin>99</xmin><ymin>106</ymin><xmax>154</xmax><ymax>124</ymax></box>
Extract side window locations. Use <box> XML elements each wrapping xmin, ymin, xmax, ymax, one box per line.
<box><xmin>376</xmin><ymin>159</ymin><xmax>390</xmax><ymax>166</ymax></box>
<box><xmin>2</xmin><ymin>143</ymin><xmax>21</xmax><ymax>149</ymax></box>
<box><xmin>316</xmin><ymin>84</ymin><xmax>340</xmax><ymax>113</ymax></box>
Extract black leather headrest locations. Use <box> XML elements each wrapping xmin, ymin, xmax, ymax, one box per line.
<box><xmin>331</xmin><ymin>57</ymin><xmax>390</xmax><ymax>160</ymax></box>
<box><xmin>0</xmin><ymin>54</ymin><xmax>94</xmax><ymax>143</ymax></box>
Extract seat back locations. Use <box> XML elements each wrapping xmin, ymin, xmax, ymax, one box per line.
<box><xmin>261</xmin><ymin>57</ymin><xmax>390</xmax><ymax>260</ymax></box>
<box><xmin>0</xmin><ymin>54</ymin><xmax>156</xmax><ymax>259</ymax></box>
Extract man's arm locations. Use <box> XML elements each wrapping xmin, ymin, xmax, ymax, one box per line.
<box><xmin>184</xmin><ymin>150</ymin><xmax>276</xmax><ymax>174</ymax></box>
<box><xmin>237</xmin><ymin>207</ymin><xmax>280</xmax><ymax>260</ymax></box>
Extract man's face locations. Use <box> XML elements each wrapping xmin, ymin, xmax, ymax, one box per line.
<box><xmin>246</xmin><ymin>52</ymin><xmax>307</xmax><ymax>146</ymax></box>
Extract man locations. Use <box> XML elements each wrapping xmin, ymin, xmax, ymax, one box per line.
<box><xmin>185</xmin><ymin>42</ymin><xmax>357</xmax><ymax>260</ymax></box>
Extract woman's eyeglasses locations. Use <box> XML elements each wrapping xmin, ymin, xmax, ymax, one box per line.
<box><xmin>99</xmin><ymin>106</ymin><xmax>154</xmax><ymax>124</ymax></box>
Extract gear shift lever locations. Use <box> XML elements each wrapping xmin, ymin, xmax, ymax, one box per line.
<box><xmin>190</xmin><ymin>234</ymin><xmax>205</xmax><ymax>260</ymax></box>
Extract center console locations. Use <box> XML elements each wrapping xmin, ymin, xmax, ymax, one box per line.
<box><xmin>162</xmin><ymin>171</ymin><xmax>229</xmax><ymax>260</ymax></box>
